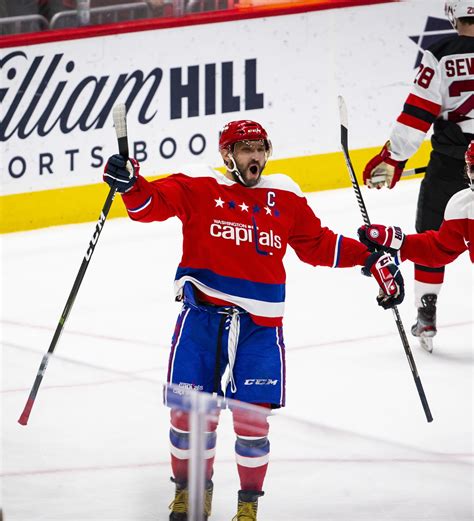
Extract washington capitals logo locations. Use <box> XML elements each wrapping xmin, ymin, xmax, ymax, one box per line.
<box><xmin>211</xmin><ymin>195</ymin><xmax>282</xmax><ymax>255</ymax></box>
<box><xmin>410</xmin><ymin>17</ymin><xmax>456</xmax><ymax>68</ymax></box>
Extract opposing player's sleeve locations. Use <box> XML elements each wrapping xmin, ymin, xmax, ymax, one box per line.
<box><xmin>389</xmin><ymin>50</ymin><xmax>442</xmax><ymax>161</ymax></box>
<box><xmin>400</xmin><ymin>219</ymin><xmax>467</xmax><ymax>267</ymax></box>
<box><xmin>289</xmin><ymin>197</ymin><xmax>369</xmax><ymax>267</ymax></box>
<box><xmin>120</xmin><ymin>173</ymin><xmax>191</xmax><ymax>223</ymax></box>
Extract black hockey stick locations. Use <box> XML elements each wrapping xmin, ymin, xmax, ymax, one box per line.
<box><xmin>18</xmin><ymin>104</ymin><xmax>129</xmax><ymax>426</ymax></box>
<box><xmin>338</xmin><ymin>96</ymin><xmax>433</xmax><ymax>423</ymax></box>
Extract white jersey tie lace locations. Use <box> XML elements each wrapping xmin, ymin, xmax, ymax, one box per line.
<box><xmin>222</xmin><ymin>308</ymin><xmax>241</xmax><ymax>394</ymax></box>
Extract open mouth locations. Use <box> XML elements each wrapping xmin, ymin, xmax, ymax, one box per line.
<box><xmin>249</xmin><ymin>164</ymin><xmax>259</xmax><ymax>175</ymax></box>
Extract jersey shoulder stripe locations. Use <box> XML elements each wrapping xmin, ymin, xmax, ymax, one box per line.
<box><xmin>444</xmin><ymin>188</ymin><xmax>473</xmax><ymax>221</ymax></box>
<box><xmin>178</xmin><ymin>165</ymin><xmax>234</xmax><ymax>185</ymax></box>
<box><xmin>171</xmin><ymin>165</ymin><xmax>304</xmax><ymax>197</ymax></box>
<box><xmin>175</xmin><ymin>167</ymin><xmax>304</xmax><ymax>197</ymax></box>
<box><xmin>428</xmin><ymin>34</ymin><xmax>474</xmax><ymax>61</ymax></box>
<box><xmin>257</xmin><ymin>173</ymin><xmax>304</xmax><ymax>197</ymax></box>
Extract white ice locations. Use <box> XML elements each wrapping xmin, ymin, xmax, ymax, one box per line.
<box><xmin>2</xmin><ymin>178</ymin><xmax>473</xmax><ymax>520</ymax></box>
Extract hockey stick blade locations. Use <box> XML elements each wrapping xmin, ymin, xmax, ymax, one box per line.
<box><xmin>17</xmin><ymin>108</ymin><xmax>128</xmax><ymax>426</ymax></box>
<box><xmin>338</xmin><ymin>95</ymin><xmax>433</xmax><ymax>423</ymax></box>
<box><xmin>113</xmin><ymin>103</ymin><xmax>129</xmax><ymax>158</ymax></box>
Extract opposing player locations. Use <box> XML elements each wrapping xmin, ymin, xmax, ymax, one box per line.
<box><xmin>103</xmin><ymin>120</ymin><xmax>404</xmax><ymax>520</ymax></box>
<box><xmin>363</xmin><ymin>0</ymin><xmax>473</xmax><ymax>350</ymax></box>
<box><xmin>359</xmin><ymin>139</ymin><xmax>474</xmax><ymax>351</ymax></box>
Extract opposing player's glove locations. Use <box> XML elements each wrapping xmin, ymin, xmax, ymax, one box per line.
<box><xmin>358</xmin><ymin>224</ymin><xmax>405</xmax><ymax>256</ymax></box>
<box><xmin>103</xmin><ymin>154</ymin><xmax>139</xmax><ymax>193</ymax></box>
<box><xmin>362</xmin><ymin>251</ymin><xmax>404</xmax><ymax>309</ymax></box>
<box><xmin>363</xmin><ymin>141</ymin><xmax>407</xmax><ymax>189</ymax></box>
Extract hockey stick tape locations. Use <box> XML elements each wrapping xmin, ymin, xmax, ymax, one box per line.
<box><xmin>112</xmin><ymin>104</ymin><xmax>128</xmax><ymax>139</ymax></box>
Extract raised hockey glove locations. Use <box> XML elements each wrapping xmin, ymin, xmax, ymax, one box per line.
<box><xmin>363</xmin><ymin>141</ymin><xmax>407</xmax><ymax>189</ymax></box>
<box><xmin>103</xmin><ymin>154</ymin><xmax>138</xmax><ymax>193</ymax></box>
<box><xmin>362</xmin><ymin>251</ymin><xmax>404</xmax><ymax>309</ymax></box>
<box><xmin>358</xmin><ymin>224</ymin><xmax>405</xmax><ymax>256</ymax></box>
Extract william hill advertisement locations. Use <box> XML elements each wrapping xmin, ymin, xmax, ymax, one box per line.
<box><xmin>1</xmin><ymin>50</ymin><xmax>265</xmax><ymax>194</ymax></box>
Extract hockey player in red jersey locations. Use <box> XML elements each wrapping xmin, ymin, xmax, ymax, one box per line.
<box><xmin>363</xmin><ymin>0</ymin><xmax>474</xmax><ymax>351</ymax></box>
<box><xmin>359</xmin><ymin>139</ymin><xmax>474</xmax><ymax>351</ymax></box>
<box><xmin>103</xmin><ymin>120</ymin><xmax>404</xmax><ymax>521</ymax></box>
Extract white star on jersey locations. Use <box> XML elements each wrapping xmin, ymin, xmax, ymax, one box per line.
<box><xmin>264</xmin><ymin>206</ymin><xmax>272</xmax><ymax>215</ymax></box>
<box><xmin>239</xmin><ymin>202</ymin><xmax>249</xmax><ymax>212</ymax></box>
<box><xmin>215</xmin><ymin>197</ymin><xmax>225</xmax><ymax>208</ymax></box>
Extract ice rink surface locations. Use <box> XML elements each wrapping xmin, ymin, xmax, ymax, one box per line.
<box><xmin>2</xmin><ymin>178</ymin><xmax>473</xmax><ymax>520</ymax></box>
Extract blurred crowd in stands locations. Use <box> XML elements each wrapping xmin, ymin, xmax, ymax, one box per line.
<box><xmin>0</xmin><ymin>0</ymin><xmax>240</xmax><ymax>34</ymax></box>
<box><xmin>0</xmin><ymin>0</ymin><xmax>307</xmax><ymax>35</ymax></box>
<box><xmin>0</xmin><ymin>0</ymin><xmax>173</xmax><ymax>20</ymax></box>
<box><xmin>1</xmin><ymin>0</ymin><xmax>170</xmax><ymax>21</ymax></box>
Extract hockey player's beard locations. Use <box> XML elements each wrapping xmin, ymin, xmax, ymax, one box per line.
<box><xmin>237</xmin><ymin>160</ymin><xmax>264</xmax><ymax>187</ymax></box>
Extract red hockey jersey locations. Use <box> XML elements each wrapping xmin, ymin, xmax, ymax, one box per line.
<box><xmin>121</xmin><ymin>166</ymin><xmax>369</xmax><ymax>326</ymax></box>
<box><xmin>400</xmin><ymin>188</ymin><xmax>473</xmax><ymax>266</ymax></box>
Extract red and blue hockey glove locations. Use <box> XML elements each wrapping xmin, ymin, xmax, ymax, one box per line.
<box><xmin>362</xmin><ymin>251</ymin><xmax>404</xmax><ymax>309</ymax></box>
<box><xmin>363</xmin><ymin>141</ymin><xmax>407</xmax><ymax>189</ymax></box>
<box><xmin>103</xmin><ymin>154</ymin><xmax>139</xmax><ymax>193</ymax></box>
<box><xmin>358</xmin><ymin>224</ymin><xmax>405</xmax><ymax>256</ymax></box>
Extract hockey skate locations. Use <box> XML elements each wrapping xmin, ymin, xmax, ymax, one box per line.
<box><xmin>231</xmin><ymin>490</ymin><xmax>264</xmax><ymax>521</ymax></box>
<box><xmin>168</xmin><ymin>478</ymin><xmax>213</xmax><ymax>521</ymax></box>
<box><xmin>411</xmin><ymin>294</ymin><xmax>437</xmax><ymax>353</ymax></box>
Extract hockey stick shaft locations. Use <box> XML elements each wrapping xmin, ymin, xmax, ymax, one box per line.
<box><xmin>338</xmin><ymin>96</ymin><xmax>433</xmax><ymax>423</ymax></box>
<box><xmin>18</xmin><ymin>104</ymin><xmax>128</xmax><ymax>426</ymax></box>
<box><xmin>402</xmin><ymin>166</ymin><xmax>426</xmax><ymax>178</ymax></box>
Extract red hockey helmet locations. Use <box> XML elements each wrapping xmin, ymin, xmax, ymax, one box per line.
<box><xmin>219</xmin><ymin>120</ymin><xmax>272</xmax><ymax>156</ymax></box>
<box><xmin>465</xmin><ymin>140</ymin><xmax>474</xmax><ymax>165</ymax></box>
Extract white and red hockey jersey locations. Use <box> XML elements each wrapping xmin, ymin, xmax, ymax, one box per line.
<box><xmin>390</xmin><ymin>35</ymin><xmax>474</xmax><ymax>161</ymax></box>
<box><xmin>400</xmin><ymin>188</ymin><xmax>473</xmax><ymax>266</ymax></box>
<box><xmin>121</xmin><ymin>166</ymin><xmax>369</xmax><ymax>326</ymax></box>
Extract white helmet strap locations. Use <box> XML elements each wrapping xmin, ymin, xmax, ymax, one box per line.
<box><xmin>227</xmin><ymin>152</ymin><xmax>248</xmax><ymax>186</ymax></box>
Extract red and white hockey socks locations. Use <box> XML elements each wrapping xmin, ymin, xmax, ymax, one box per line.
<box><xmin>169</xmin><ymin>408</ymin><xmax>218</xmax><ymax>483</ymax></box>
<box><xmin>168</xmin><ymin>405</ymin><xmax>271</xmax><ymax>491</ymax></box>
<box><xmin>232</xmin><ymin>405</ymin><xmax>271</xmax><ymax>492</ymax></box>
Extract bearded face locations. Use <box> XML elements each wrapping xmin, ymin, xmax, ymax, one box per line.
<box><xmin>229</xmin><ymin>140</ymin><xmax>268</xmax><ymax>187</ymax></box>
